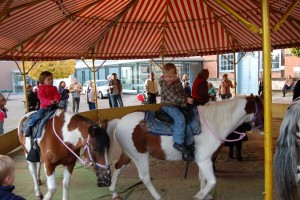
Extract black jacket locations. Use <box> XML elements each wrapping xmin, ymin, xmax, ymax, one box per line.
<box><xmin>27</xmin><ymin>91</ymin><xmax>40</xmax><ymax>112</ymax></box>
<box><xmin>0</xmin><ymin>185</ymin><xmax>25</xmax><ymax>200</ymax></box>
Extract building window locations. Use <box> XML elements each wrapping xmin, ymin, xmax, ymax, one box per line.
<box><xmin>271</xmin><ymin>49</ymin><xmax>281</xmax><ymax>69</ymax></box>
<box><xmin>219</xmin><ymin>54</ymin><xmax>234</xmax><ymax>71</ymax></box>
<box><xmin>259</xmin><ymin>49</ymin><xmax>281</xmax><ymax>70</ymax></box>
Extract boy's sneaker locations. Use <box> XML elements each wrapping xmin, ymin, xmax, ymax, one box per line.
<box><xmin>24</xmin><ymin>126</ymin><xmax>32</xmax><ymax>137</ymax></box>
<box><xmin>173</xmin><ymin>143</ymin><xmax>189</xmax><ymax>153</ymax></box>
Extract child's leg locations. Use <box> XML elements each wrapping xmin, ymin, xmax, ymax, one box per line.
<box><xmin>25</xmin><ymin>109</ymin><xmax>46</xmax><ymax>136</ymax></box>
<box><xmin>162</xmin><ymin>106</ymin><xmax>187</xmax><ymax>152</ymax></box>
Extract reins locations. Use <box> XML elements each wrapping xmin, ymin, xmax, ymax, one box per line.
<box><xmin>51</xmin><ymin>110</ymin><xmax>109</xmax><ymax>170</ymax></box>
<box><xmin>198</xmin><ymin>99</ymin><xmax>262</xmax><ymax>143</ymax></box>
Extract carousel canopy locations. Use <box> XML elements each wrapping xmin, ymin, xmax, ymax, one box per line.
<box><xmin>0</xmin><ymin>0</ymin><xmax>300</xmax><ymax>60</ymax></box>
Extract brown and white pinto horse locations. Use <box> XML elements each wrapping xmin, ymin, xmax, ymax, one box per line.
<box><xmin>18</xmin><ymin>109</ymin><xmax>111</xmax><ymax>200</ymax></box>
<box><xmin>107</xmin><ymin>95</ymin><xmax>264</xmax><ymax>200</ymax></box>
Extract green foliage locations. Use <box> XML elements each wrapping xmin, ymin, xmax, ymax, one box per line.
<box><xmin>291</xmin><ymin>48</ymin><xmax>300</xmax><ymax>57</ymax></box>
<box><xmin>24</xmin><ymin>60</ymin><xmax>76</xmax><ymax>80</ymax></box>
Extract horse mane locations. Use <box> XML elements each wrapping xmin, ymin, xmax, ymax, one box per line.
<box><xmin>75</xmin><ymin>115</ymin><xmax>110</xmax><ymax>153</ymax></box>
<box><xmin>273</xmin><ymin>100</ymin><xmax>300</xmax><ymax>200</ymax></box>
<box><xmin>200</xmin><ymin>96</ymin><xmax>247</xmax><ymax>125</ymax></box>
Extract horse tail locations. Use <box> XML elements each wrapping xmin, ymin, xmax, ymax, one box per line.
<box><xmin>273</xmin><ymin>104</ymin><xmax>300</xmax><ymax>200</ymax></box>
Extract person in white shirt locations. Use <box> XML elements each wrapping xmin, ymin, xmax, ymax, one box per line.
<box><xmin>144</xmin><ymin>72</ymin><xmax>159</xmax><ymax>104</ymax></box>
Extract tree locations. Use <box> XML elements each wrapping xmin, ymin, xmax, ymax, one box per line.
<box><xmin>291</xmin><ymin>47</ymin><xmax>300</xmax><ymax>57</ymax></box>
<box><xmin>25</xmin><ymin>60</ymin><xmax>76</xmax><ymax>80</ymax></box>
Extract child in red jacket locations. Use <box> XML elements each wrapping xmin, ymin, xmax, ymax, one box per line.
<box><xmin>25</xmin><ymin>71</ymin><xmax>60</xmax><ymax>137</ymax></box>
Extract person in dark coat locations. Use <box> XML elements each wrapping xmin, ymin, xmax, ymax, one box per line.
<box><xmin>293</xmin><ymin>80</ymin><xmax>300</xmax><ymax>100</ymax></box>
<box><xmin>0</xmin><ymin>155</ymin><xmax>25</xmax><ymax>200</ymax></box>
<box><xmin>27</xmin><ymin>84</ymin><xmax>40</xmax><ymax>112</ymax></box>
<box><xmin>191</xmin><ymin>69</ymin><xmax>210</xmax><ymax>105</ymax></box>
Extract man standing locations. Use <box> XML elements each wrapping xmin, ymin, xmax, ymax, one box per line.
<box><xmin>144</xmin><ymin>72</ymin><xmax>158</xmax><ymax>104</ymax></box>
<box><xmin>108</xmin><ymin>73</ymin><xmax>123</xmax><ymax>107</ymax></box>
<box><xmin>69</xmin><ymin>77</ymin><xmax>82</xmax><ymax>113</ymax></box>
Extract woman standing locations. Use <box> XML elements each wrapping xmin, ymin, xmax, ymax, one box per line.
<box><xmin>87</xmin><ymin>81</ymin><xmax>96</xmax><ymax>110</ymax></box>
<box><xmin>58</xmin><ymin>81</ymin><xmax>69</xmax><ymax>111</ymax></box>
<box><xmin>218</xmin><ymin>74</ymin><xmax>234</xmax><ymax>100</ymax></box>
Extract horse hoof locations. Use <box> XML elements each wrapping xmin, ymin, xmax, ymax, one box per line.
<box><xmin>113</xmin><ymin>196</ymin><xmax>123</xmax><ymax>200</ymax></box>
<box><xmin>36</xmin><ymin>194</ymin><xmax>43</xmax><ymax>200</ymax></box>
<box><xmin>205</xmin><ymin>194</ymin><xmax>213</xmax><ymax>200</ymax></box>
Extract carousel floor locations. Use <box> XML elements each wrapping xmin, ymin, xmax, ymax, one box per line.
<box><xmin>10</xmin><ymin>118</ymin><xmax>300</xmax><ymax>200</ymax></box>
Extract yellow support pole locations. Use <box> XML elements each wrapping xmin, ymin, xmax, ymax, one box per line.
<box><xmin>215</xmin><ymin>0</ymin><xmax>261</xmax><ymax>34</ymax></box>
<box><xmin>272</xmin><ymin>0</ymin><xmax>299</xmax><ymax>33</ymax></box>
<box><xmin>261</xmin><ymin>1</ymin><xmax>273</xmax><ymax>199</ymax></box>
<box><xmin>21</xmin><ymin>46</ymin><xmax>29</xmax><ymax>113</ymax></box>
<box><xmin>92</xmin><ymin>56</ymin><xmax>98</xmax><ymax>111</ymax></box>
<box><xmin>233</xmin><ymin>46</ymin><xmax>237</xmax><ymax>95</ymax></box>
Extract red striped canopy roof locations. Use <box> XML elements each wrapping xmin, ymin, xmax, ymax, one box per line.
<box><xmin>0</xmin><ymin>0</ymin><xmax>300</xmax><ymax>60</ymax></box>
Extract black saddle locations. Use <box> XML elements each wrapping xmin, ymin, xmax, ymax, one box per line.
<box><xmin>154</xmin><ymin>105</ymin><xmax>195</xmax><ymax>124</ymax></box>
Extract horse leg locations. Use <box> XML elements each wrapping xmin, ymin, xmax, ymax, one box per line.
<box><xmin>43</xmin><ymin>163</ymin><xmax>57</xmax><ymax>200</ymax></box>
<box><xmin>228</xmin><ymin>144</ymin><xmax>234</xmax><ymax>159</ymax></box>
<box><xmin>194</xmin><ymin>159</ymin><xmax>216</xmax><ymax>200</ymax></box>
<box><xmin>37</xmin><ymin>162</ymin><xmax>42</xmax><ymax>185</ymax></box>
<box><xmin>109</xmin><ymin>153</ymin><xmax>131</xmax><ymax>199</ymax></box>
<box><xmin>236</xmin><ymin>142</ymin><xmax>243</xmax><ymax>161</ymax></box>
<box><xmin>133</xmin><ymin>156</ymin><xmax>162</xmax><ymax>200</ymax></box>
<box><xmin>27</xmin><ymin>161</ymin><xmax>43</xmax><ymax>199</ymax></box>
<box><xmin>62</xmin><ymin>163</ymin><xmax>75</xmax><ymax>200</ymax></box>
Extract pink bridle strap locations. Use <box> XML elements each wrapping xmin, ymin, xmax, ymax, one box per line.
<box><xmin>197</xmin><ymin>106</ymin><xmax>246</xmax><ymax>142</ymax></box>
<box><xmin>51</xmin><ymin>110</ymin><xmax>109</xmax><ymax>170</ymax></box>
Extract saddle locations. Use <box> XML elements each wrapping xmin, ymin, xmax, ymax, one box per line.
<box><xmin>22</xmin><ymin>106</ymin><xmax>58</xmax><ymax>139</ymax></box>
<box><xmin>154</xmin><ymin>105</ymin><xmax>195</xmax><ymax>124</ymax></box>
<box><xmin>146</xmin><ymin>106</ymin><xmax>201</xmax><ymax>136</ymax></box>
<box><xmin>24</xmin><ymin>106</ymin><xmax>58</xmax><ymax>163</ymax></box>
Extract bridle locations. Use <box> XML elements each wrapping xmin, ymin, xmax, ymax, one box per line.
<box><xmin>51</xmin><ymin>111</ymin><xmax>110</xmax><ymax>171</ymax></box>
<box><xmin>198</xmin><ymin>98</ymin><xmax>263</xmax><ymax>143</ymax></box>
<box><xmin>249</xmin><ymin>99</ymin><xmax>263</xmax><ymax>131</ymax></box>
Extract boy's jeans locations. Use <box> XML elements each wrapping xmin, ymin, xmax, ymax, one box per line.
<box><xmin>162</xmin><ymin>106</ymin><xmax>186</xmax><ymax>144</ymax></box>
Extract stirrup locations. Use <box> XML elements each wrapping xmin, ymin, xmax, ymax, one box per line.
<box><xmin>182</xmin><ymin>152</ymin><xmax>194</xmax><ymax>161</ymax></box>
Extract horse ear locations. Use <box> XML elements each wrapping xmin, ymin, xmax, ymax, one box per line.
<box><xmin>99</xmin><ymin>119</ymin><xmax>108</xmax><ymax>130</ymax></box>
<box><xmin>250</xmin><ymin>93</ymin><xmax>254</xmax><ymax>97</ymax></box>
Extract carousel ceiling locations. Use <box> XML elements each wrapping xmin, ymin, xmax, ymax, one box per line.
<box><xmin>0</xmin><ymin>0</ymin><xmax>300</xmax><ymax>60</ymax></box>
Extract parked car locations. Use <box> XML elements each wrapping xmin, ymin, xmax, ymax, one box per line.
<box><xmin>82</xmin><ymin>80</ymin><xmax>109</xmax><ymax>99</ymax></box>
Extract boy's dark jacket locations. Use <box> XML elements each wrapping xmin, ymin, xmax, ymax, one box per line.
<box><xmin>0</xmin><ymin>185</ymin><xmax>25</xmax><ymax>200</ymax></box>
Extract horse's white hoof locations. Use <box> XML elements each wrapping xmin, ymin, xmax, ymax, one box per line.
<box><xmin>36</xmin><ymin>194</ymin><xmax>43</xmax><ymax>200</ymax></box>
<box><xmin>193</xmin><ymin>194</ymin><xmax>214</xmax><ymax>200</ymax></box>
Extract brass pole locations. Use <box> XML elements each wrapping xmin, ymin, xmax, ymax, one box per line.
<box><xmin>92</xmin><ymin>56</ymin><xmax>98</xmax><ymax>111</ymax></box>
<box><xmin>261</xmin><ymin>1</ymin><xmax>273</xmax><ymax>199</ymax></box>
<box><xmin>21</xmin><ymin>45</ymin><xmax>29</xmax><ymax>113</ymax></box>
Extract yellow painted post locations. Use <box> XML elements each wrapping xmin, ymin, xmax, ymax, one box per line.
<box><xmin>261</xmin><ymin>1</ymin><xmax>273</xmax><ymax>199</ymax></box>
<box><xmin>233</xmin><ymin>51</ymin><xmax>237</xmax><ymax>95</ymax></box>
<box><xmin>92</xmin><ymin>57</ymin><xmax>98</xmax><ymax>110</ymax></box>
<box><xmin>21</xmin><ymin>46</ymin><xmax>29</xmax><ymax>113</ymax></box>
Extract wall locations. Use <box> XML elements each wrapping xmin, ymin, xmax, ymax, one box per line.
<box><xmin>0</xmin><ymin>61</ymin><xmax>19</xmax><ymax>91</ymax></box>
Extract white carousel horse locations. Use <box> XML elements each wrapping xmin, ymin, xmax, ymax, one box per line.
<box><xmin>273</xmin><ymin>98</ymin><xmax>300</xmax><ymax>200</ymax></box>
<box><xmin>106</xmin><ymin>95</ymin><xmax>264</xmax><ymax>200</ymax></box>
<box><xmin>18</xmin><ymin>109</ymin><xmax>111</xmax><ymax>200</ymax></box>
